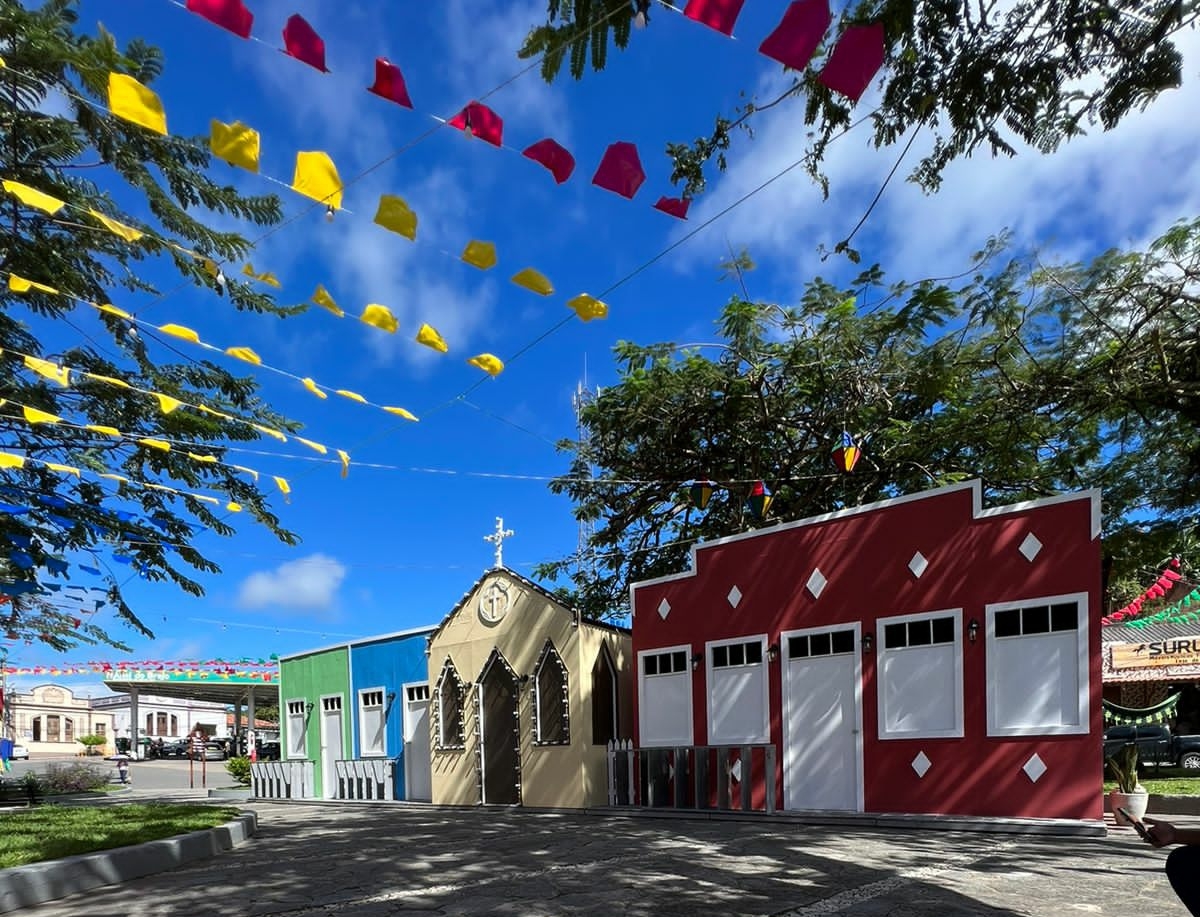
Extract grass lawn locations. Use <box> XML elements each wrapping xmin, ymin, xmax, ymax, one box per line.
<box><xmin>0</xmin><ymin>803</ymin><xmax>241</xmax><ymax>869</ymax></box>
<box><xmin>1104</xmin><ymin>768</ymin><xmax>1200</xmax><ymax>796</ymax></box>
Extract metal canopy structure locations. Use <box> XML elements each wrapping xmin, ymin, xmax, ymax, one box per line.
<box><xmin>102</xmin><ymin>672</ymin><xmax>278</xmax><ymax>706</ymax></box>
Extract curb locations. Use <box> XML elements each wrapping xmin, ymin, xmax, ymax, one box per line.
<box><xmin>0</xmin><ymin>810</ymin><xmax>257</xmax><ymax>913</ymax></box>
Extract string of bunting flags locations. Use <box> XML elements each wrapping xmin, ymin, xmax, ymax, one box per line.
<box><xmin>175</xmin><ymin>0</ymin><xmax>887</xmax><ymax>219</ymax></box>
<box><xmin>2</xmin><ymin>660</ymin><xmax>279</xmax><ymax>680</ymax></box>
<box><xmin>1102</xmin><ymin>557</ymin><xmax>1185</xmax><ymax>626</ymax></box>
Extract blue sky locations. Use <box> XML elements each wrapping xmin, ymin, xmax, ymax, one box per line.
<box><xmin>6</xmin><ymin>0</ymin><xmax>1200</xmax><ymax>693</ymax></box>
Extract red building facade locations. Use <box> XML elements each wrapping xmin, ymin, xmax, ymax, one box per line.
<box><xmin>630</xmin><ymin>481</ymin><xmax>1102</xmax><ymax>822</ymax></box>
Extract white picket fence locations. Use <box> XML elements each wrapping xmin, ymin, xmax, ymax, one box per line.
<box><xmin>606</xmin><ymin>740</ymin><xmax>777</xmax><ymax>813</ymax></box>
<box><xmin>333</xmin><ymin>758</ymin><xmax>395</xmax><ymax>801</ymax></box>
<box><xmin>251</xmin><ymin>760</ymin><xmax>315</xmax><ymax>800</ymax></box>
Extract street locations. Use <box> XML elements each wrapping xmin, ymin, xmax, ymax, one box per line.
<box><xmin>5</xmin><ymin>755</ymin><xmax>238</xmax><ymax>793</ymax></box>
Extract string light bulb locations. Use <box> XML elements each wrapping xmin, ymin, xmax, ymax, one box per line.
<box><xmin>325</xmin><ymin>204</ymin><xmax>336</xmax><ymax>222</ymax></box>
<box><xmin>633</xmin><ymin>0</ymin><xmax>651</xmax><ymax>28</ymax></box>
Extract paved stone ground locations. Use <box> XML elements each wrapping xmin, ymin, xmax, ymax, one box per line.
<box><xmin>14</xmin><ymin>804</ymin><xmax>1197</xmax><ymax>917</ymax></box>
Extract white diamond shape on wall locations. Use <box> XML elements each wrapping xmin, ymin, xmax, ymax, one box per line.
<box><xmin>806</xmin><ymin>568</ymin><xmax>827</xmax><ymax>599</ymax></box>
<box><xmin>1023</xmin><ymin>753</ymin><xmax>1047</xmax><ymax>783</ymax></box>
<box><xmin>911</xmin><ymin>751</ymin><xmax>932</xmax><ymax>778</ymax></box>
<box><xmin>730</xmin><ymin>758</ymin><xmax>743</xmax><ymax>782</ymax></box>
<box><xmin>908</xmin><ymin>551</ymin><xmax>929</xmax><ymax>578</ymax></box>
<box><xmin>727</xmin><ymin>585</ymin><xmax>743</xmax><ymax>609</ymax></box>
<box><xmin>657</xmin><ymin>598</ymin><xmax>671</xmax><ymax>620</ymax></box>
<box><xmin>1019</xmin><ymin>533</ymin><xmax>1043</xmax><ymax>562</ymax></box>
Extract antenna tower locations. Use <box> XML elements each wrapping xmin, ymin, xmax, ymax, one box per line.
<box><xmin>572</xmin><ymin>374</ymin><xmax>598</xmax><ymax>579</ymax></box>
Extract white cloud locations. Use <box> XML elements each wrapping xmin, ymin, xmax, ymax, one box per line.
<box><xmin>237</xmin><ymin>553</ymin><xmax>347</xmax><ymax>612</ymax></box>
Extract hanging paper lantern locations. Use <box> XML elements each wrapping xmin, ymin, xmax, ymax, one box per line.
<box><xmin>747</xmin><ymin>481</ymin><xmax>772</xmax><ymax>520</ymax></box>
<box><xmin>690</xmin><ymin>480</ymin><xmax>714</xmax><ymax>511</ymax></box>
<box><xmin>523</xmin><ymin>139</ymin><xmax>575</xmax><ymax>184</ymax></box>
<box><xmin>368</xmin><ymin>58</ymin><xmax>413</xmax><ymax>108</ymax></box>
<box><xmin>592</xmin><ymin>142</ymin><xmax>646</xmax><ymax>199</ymax></box>
<box><xmin>830</xmin><ymin>430</ymin><xmax>861</xmax><ymax>473</ymax></box>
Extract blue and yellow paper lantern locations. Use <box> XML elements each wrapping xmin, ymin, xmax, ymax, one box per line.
<box><xmin>831</xmin><ymin>430</ymin><xmax>861</xmax><ymax>473</ymax></box>
<box><xmin>690</xmin><ymin>479</ymin><xmax>714</xmax><ymax>511</ymax></box>
<box><xmin>747</xmin><ymin>480</ymin><xmax>772</xmax><ymax>520</ymax></box>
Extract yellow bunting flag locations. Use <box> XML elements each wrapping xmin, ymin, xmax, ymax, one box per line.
<box><xmin>137</xmin><ymin>438</ymin><xmax>171</xmax><ymax>451</ymax></box>
<box><xmin>241</xmin><ymin>264</ymin><xmax>281</xmax><ymax>288</ymax></box>
<box><xmin>186</xmin><ymin>452</ymin><xmax>218</xmax><ymax>463</ymax></box>
<box><xmin>360</xmin><ymin>304</ymin><xmax>398</xmax><ymax>334</ymax></box>
<box><xmin>8</xmin><ymin>274</ymin><xmax>58</xmax><ymax>295</ymax></box>
<box><xmin>232</xmin><ymin>464</ymin><xmax>259</xmax><ymax>481</ymax></box>
<box><xmin>107</xmin><ymin>72</ymin><xmax>168</xmax><ymax>135</ymax></box>
<box><xmin>301</xmin><ymin>377</ymin><xmax>327</xmax><ymax>399</ymax></box>
<box><xmin>23</xmin><ymin>355</ymin><xmax>69</xmax><ymax>386</ymax></box>
<box><xmin>88</xmin><ymin>210</ymin><xmax>144</xmax><ymax>243</ymax></box>
<box><xmin>468</xmin><ymin>353</ymin><xmax>504</xmax><ymax>376</ymax></box>
<box><xmin>296</xmin><ymin>437</ymin><xmax>327</xmax><ymax>455</ymax></box>
<box><xmin>97</xmin><ymin>304</ymin><xmax>131</xmax><ymax>320</ymax></box>
<box><xmin>193</xmin><ymin>494</ymin><xmax>220</xmax><ymax>506</ymax></box>
<box><xmin>99</xmin><ymin>473</ymin><xmax>128</xmax><ymax>484</ymax></box>
<box><xmin>154</xmin><ymin>393</ymin><xmax>182</xmax><ymax>414</ymax></box>
<box><xmin>336</xmin><ymin>390</ymin><xmax>367</xmax><ymax>404</ymax></box>
<box><xmin>567</xmin><ymin>293</ymin><xmax>609</xmax><ymax>322</ymax></box>
<box><xmin>158</xmin><ymin>323</ymin><xmax>201</xmax><ymax>344</ymax></box>
<box><xmin>511</xmin><ymin>268</ymin><xmax>554</xmax><ymax>296</ymax></box>
<box><xmin>415</xmin><ymin>323</ymin><xmax>448</xmax><ymax>353</ymax></box>
<box><xmin>23</xmin><ymin>405</ymin><xmax>61</xmax><ymax>424</ymax></box>
<box><xmin>251</xmin><ymin>424</ymin><xmax>287</xmax><ymax>443</ymax></box>
<box><xmin>337</xmin><ymin>449</ymin><xmax>350</xmax><ymax>478</ymax></box>
<box><xmin>85</xmin><ymin>425</ymin><xmax>121</xmax><ymax>437</ymax></box>
<box><xmin>273</xmin><ymin>476</ymin><xmax>291</xmax><ymax>500</ymax></box>
<box><xmin>0</xmin><ymin>452</ymin><xmax>26</xmax><ymax>469</ymax></box>
<box><xmin>45</xmin><ymin>462</ymin><xmax>79</xmax><ymax>477</ymax></box>
<box><xmin>226</xmin><ymin>501</ymin><xmax>242</xmax><ymax>513</ymax></box>
<box><xmin>86</xmin><ymin>371</ymin><xmax>130</xmax><ymax>388</ymax></box>
<box><xmin>209</xmin><ymin>119</ymin><xmax>260</xmax><ymax>172</ymax></box>
<box><xmin>291</xmin><ymin>151</ymin><xmax>343</xmax><ymax>210</ymax></box>
<box><xmin>197</xmin><ymin>405</ymin><xmax>232</xmax><ymax>421</ymax></box>
<box><xmin>383</xmin><ymin>406</ymin><xmax>418</xmax><ymax>421</ymax></box>
<box><xmin>311</xmin><ymin>284</ymin><xmax>343</xmax><ymax>317</ymax></box>
<box><xmin>373</xmin><ymin>195</ymin><xmax>417</xmax><ymax>241</ymax></box>
<box><xmin>224</xmin><ymin>346</ymin><xmax>262</xmax><ymax>365</ymax></box>
<box><xmin>3</xmin><ymin>180</ymin><xmax>65</xmax><ymax>215</ymax></box>
<box><xmin>461</xmin><ymin>240</ymin><xmax>497</xmax><ymax>270</ymax></box>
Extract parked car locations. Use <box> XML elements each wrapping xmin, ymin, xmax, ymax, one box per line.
<box><xmin>161</xmin><ymin>740</ymin><xmax>188</xmax><ymax>758</ymax></box>
<box><xmin>200</xmin><ymin>741</ymin><xmax>226</xmax><ymax>761</ymax></box>
<box><xmin>1104</xmin><ymin>724</ymin><xmax>1200</xmax><ymax>769</ymax></box>
<box><xmin>10</xmin><ymin>744</ymin><xmax>29</xmax><ymax>761</ymax></box>
<box><xmin>257</xmin><ymin>741</ymin><xmax>281</xmax><ymax>761</ymax></box>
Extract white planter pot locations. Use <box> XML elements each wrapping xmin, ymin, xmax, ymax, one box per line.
<box><xmin>1109</xmin><ymin>789</ymin><xmax>1149</xmax><ymax>824</ymax></box>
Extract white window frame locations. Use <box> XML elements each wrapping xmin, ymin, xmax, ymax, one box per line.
<box><xmin>705</xmin><ymin>634</ymin><xmax>769</xmax><ymax>745</ymax></box>
<box><xmin>285</xmin><ymin>698</ymin><xmax>307</xmax><ymax>759</ymax></box>
<box><xmin>533</xmin><ymin>646</ymin><xmax>570</xmax><ymax>746</ymax></box>
<box><xmin>358</xmin><ymin>687</ymin><xmax>387</xmax><ymax>758</ymax></box>
<box><xmin>875</xmin><ymin>608</ymin><xmax>964</xmax><ymax>740</ymax></box>
<box><xmin>985</xmin><ymin>591</ymin><xmax>1090</xmax><ymax>737</ymax></box>
<box><xmin>636</xmin><ymin>643</ymin><xmax>694</xmax><ymax>747</ymax></box>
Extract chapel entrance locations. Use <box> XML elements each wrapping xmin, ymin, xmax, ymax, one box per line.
<box><xmin>478</xmin><ymin>651</ymin><xmax>520</xmax><ymax>805</ymax></box>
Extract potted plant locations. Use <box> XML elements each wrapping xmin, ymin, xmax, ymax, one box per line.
<box><xmin>1106</xmin><ymin>743</ymin><xmax>1148</xmax><ymax>824</ymax></box>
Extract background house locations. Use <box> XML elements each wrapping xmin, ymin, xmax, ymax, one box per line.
<box><xmin>7</xmin><ymin>684</ymin><xmax>114</xmax><ymax>755</ymax></box>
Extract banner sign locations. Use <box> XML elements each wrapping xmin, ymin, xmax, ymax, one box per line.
<box><xmin>1111</xmin><ymin>637</ymin><xmax>1200</xmax><ymax>670</ymax></box>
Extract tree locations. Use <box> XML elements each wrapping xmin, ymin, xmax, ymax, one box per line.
<box><xmin>0</xmin><ymin>0</ymin><xmax>301</xmax><ymax>651</ymax></box>
<box><xmin>522</xmin><ymin>0</ymin><xmax>1194</xmax><ymax>199</ymax></box>
<box><xmin>76</xmin><ymin>732</ymin><xmax>107</xmax><ymax>755</ymax></box>
<box><xmin>536</xmin><ymin>224</ymin><xmax>1200</xmax><ymax>619</ymax></box>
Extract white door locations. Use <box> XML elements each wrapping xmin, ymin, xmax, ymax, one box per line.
<box><xmin>783</xmin><ymin>626</ymin><xmax>862</xmax><ymax>811</ymax></box>
<box><xmin>403</xmin><ymin>684</ymin><xmax>432</xmax><ymax>802</ymax></box>
<box><xmin>320</xmin><ymin>695</ymin><xmax>344</xmax><ymax>799</ymax></box>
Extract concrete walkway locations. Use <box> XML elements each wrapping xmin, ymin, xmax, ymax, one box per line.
<box><xmin>11</xmin><ymin>804</ymin><xmax>1196</xmax><ymax>917</ymax></box>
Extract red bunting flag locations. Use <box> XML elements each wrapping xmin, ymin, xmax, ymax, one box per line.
<box><xmin>682</xmin><ymin>0</ymin><xmax>747</xmax><ymax>36</ymax></box>
<box><xmin>653</xmin><ymin>196</ymin><xmax>690</xmax><ymax>220</ymax></box>
<box><xmin>523</xmin><ymin>138</ymin><xmax>576</xmax><ymax>184</ymax></box>
<box><xmin>282</xmin><ymin>14</ymin><xmax>329</xmax><ymax>73</ymax></box>
<box><xmin>758</xmin><ymin>0</ymin><xmax>831</xmax><ymax>72</ymax></box>
<box><xmin>186</xmin><ymin>0</ymin><xmax>253</xmax><ymax>39</ymax></box>
<box><xmin>592</xmin><ymin>142</ymin><xmax>646</xmax><ymax>199</ymax></box>
<box><xmin>368</xmin><ymin>58</ymin><xmax>413</xmax><ymax>108</ymax></box>
<box><xmin>448</xmin><ymin>101</ymin><xmax>504</xmax><ymax>146</ymax></box>
<box><xmin>818</xmin><ymin>22</ymin><xmax>886</xmax><ymax>102</ymax></box>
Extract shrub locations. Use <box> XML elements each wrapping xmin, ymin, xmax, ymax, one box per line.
<box><xmin>77</xmin><ymin>735</ymin><xmax>108</xmax><ymax>756</ymax></box>
<box><xmin>225</xmin><ymin>757</ymin><xmax>251</xmax><ymax>786</ymax></box>
<box><xmin>40</xmin><ymin>762</ymin><xmax>110</xmax><ymax>795</ymax></box>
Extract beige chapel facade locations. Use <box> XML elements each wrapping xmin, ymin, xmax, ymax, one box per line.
<box><xmin>427</xmin><ymin>568</ymin><xmax>633</xmax><ymax>808</ymax></box>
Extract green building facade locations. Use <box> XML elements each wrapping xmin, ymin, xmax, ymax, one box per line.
<box><xmin>279</xmin><ymin>644</ymin><xmax>350</xmax><ymax>798</ymax></box>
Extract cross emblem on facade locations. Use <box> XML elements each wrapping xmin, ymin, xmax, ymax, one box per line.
<box><xmin>484</xmin><ymin>517</ymin><xmax>514</xmax><ymax>568</ymax></box>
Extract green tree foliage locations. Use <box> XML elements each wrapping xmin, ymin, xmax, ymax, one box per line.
<box><xmin>538</xmin><ymin>224</ymin><xmax>1200</xmax><ymax>619</ymax></box>
<box><xmin>522</xmin><ymin>0</ymin><xmax>1194</xmax><ymax>197</ymax></box>
<box><xmin>0</xmin><ymin>0</ymin><xmax>301</xmax><ymax>650</ymax></box>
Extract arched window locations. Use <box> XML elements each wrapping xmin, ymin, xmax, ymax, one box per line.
<box><xmin>170</xmin><ymin>714</ymin><xmax>179</xmax><ymax>736</ymax></box>
<box><xmin>64</xmin><ymin>718</ymin><xmax>74</xmax><ymax>742</ymax></box>
<box><xmin>46</xmin><ymin>715</ymin><xmax>61</xmax><ymax>742</ymax></box>
<box><xmin>591</xmin><ymin>644</ymin><xmax>619</xmax><ymax>745</ymax></box>
<box><xmin>434</xmin><ymin>660</ymin><xmax>465</xmax><ymax>750</ymax></box>
<box><xmin>156</xmin><ymin>712</ymin><xmax>168</xmax><ymax>735</ymax></box>
<box><xmin>145</xmin><ymin>713</ymin><xmax>153</xmax><ymax>734</ymax></box>
<box><xmin>533</xmin><ymin>641</ymin><xmax>569</xmax><ymax>745</ymax></box>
